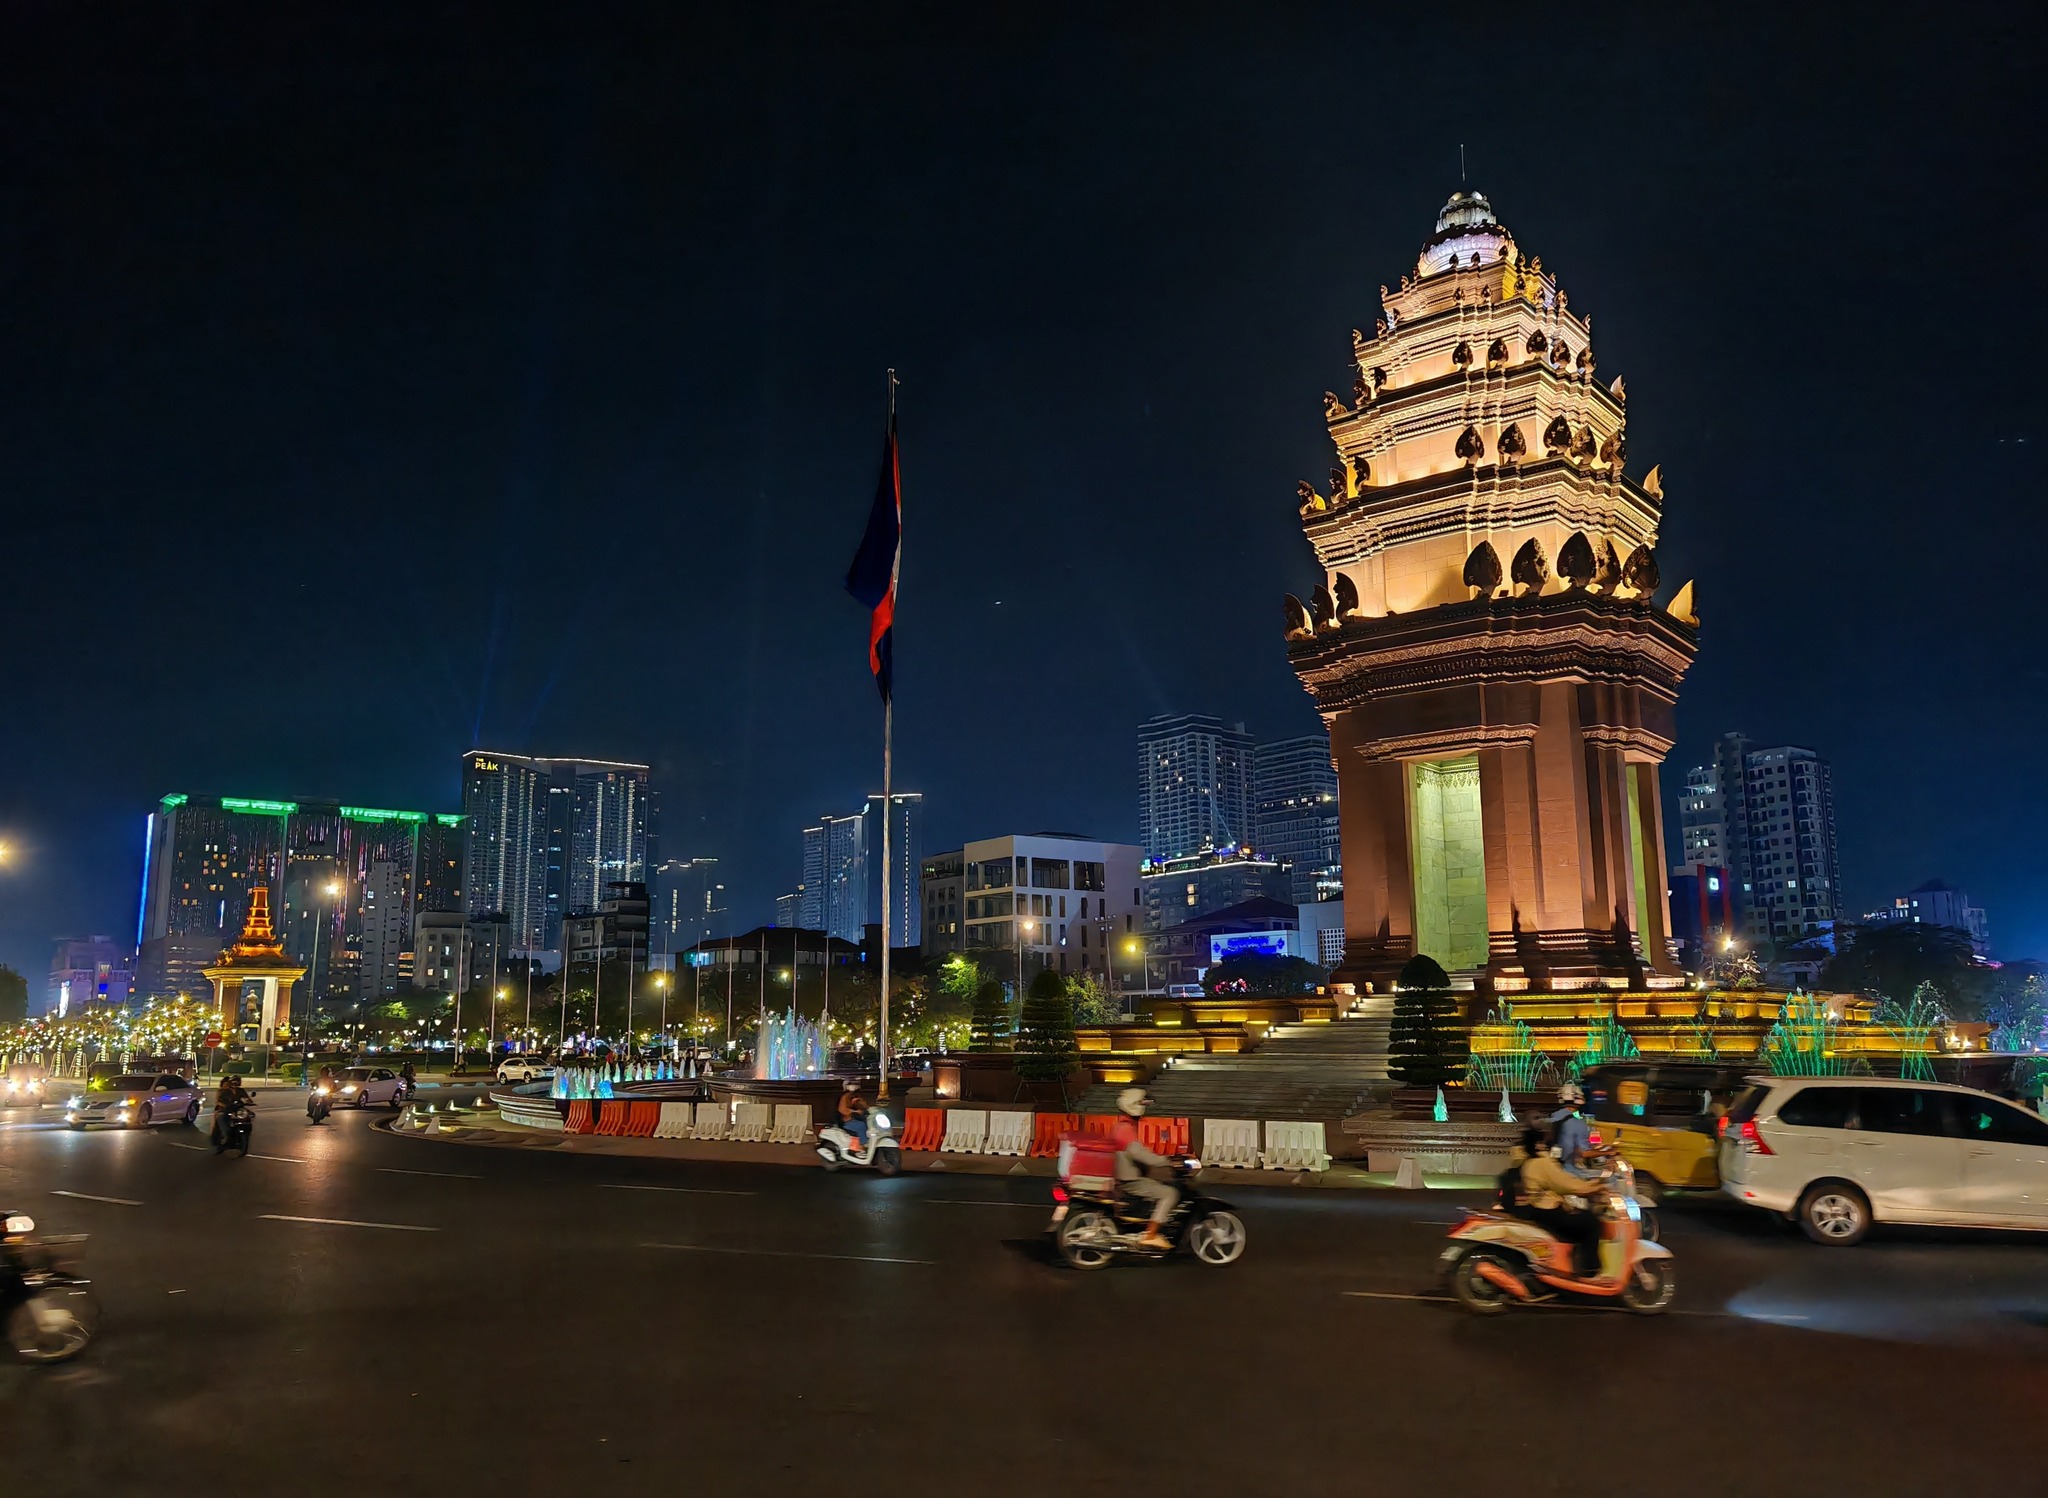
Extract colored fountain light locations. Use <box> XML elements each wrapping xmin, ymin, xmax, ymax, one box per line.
<box><xmin>755</xmin><ymin>1009</ymin><xmax>826</xmax><ymax>1080</ymax></box>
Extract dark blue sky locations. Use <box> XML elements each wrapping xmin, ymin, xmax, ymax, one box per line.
<box><xmin>2</xmin><ymin>2</ymin><xmax>2043</xmax><ymax>982</ymax></box>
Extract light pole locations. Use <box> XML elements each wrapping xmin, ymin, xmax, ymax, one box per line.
<box><xmin>307</xmin><ymin>878</ymin><xmax>341</xmax><ymax>1080</ymax></box>
<box><xmin>1016</xmin><ymin>917</ymin><xmax>1036</xmax><ymax>1006</ymax></box>
<box><xmin>655</xmin><ymin>971</ymin><xmax>669</xmax><ymax>1054</ymax></box>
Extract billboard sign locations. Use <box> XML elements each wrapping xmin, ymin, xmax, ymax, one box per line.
<box><xmin>1209</xmin><ymin>929</ymin><xmax>1297</xmax><ymax>964</ymax></box>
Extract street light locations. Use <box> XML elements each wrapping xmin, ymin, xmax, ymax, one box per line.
<box><xmin>1016</xmin><ymin>918</ymin><xmax>1036</xmax><ymax>1005</ymax></box>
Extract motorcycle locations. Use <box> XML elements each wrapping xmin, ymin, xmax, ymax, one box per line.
<box><xmin>306</xmin><ymin>1084</ymin><xmax>333</xmax><ymax>1124</ymax></box>
<box><xmin>214</xmin><ymin>1100</ymin><xmax>255</xmax><ymax>1156</ymax></box>
<box><xmin>1</xmin><ymin>1211</ymin><xmax>99</xmax><ymax>1364</ymax></box>
<box><xmin>1439</xmin><ymin>1158</ymin><xmax>1675</xmax><ymax>1315</ymax></box>
<box><xmin>1052</xmin><ymin>1158</ymin><xmax>1248</xmax><ymax>1269</ymax></box>
<box><xmin>815</xmin><ymin>1109</ymin><xmax>902</xmax><ymax>1176</ymax></box>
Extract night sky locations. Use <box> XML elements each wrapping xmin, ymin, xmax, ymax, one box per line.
<box><xmin>3</xmin><ymin>3</ymin><xmax>2043</xmax><ymax>982</ymax></box>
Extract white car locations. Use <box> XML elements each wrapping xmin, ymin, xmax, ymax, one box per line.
<box><xmin>495</xmin><ymin>1056</ymin><xmax>556</xmax><ymax>1084</ymax></box>
<box><xmin>1719</xmin><ymin>1075</ymin><xmax>2048</xmax><ymax>1244</ymax></box>
<box><xmin>331</xmin><ymin>1067</ymin><xmax>408</xmax><ymax>1108</ymax></box>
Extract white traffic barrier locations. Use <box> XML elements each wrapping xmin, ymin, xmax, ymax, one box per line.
<box><xmin>1262</xmin><ymin>1120</ymin><xmax>1331</xmax><ymax>1172</ymax></box>
<box><xmin>692</xmin><ymin>1102</ymin><xmax>730</xmax><ymax>1141</ymax></box>
<box><xmin>983</xmin><ymin>1110</ymin><xmax>1032</xmax><ymax>1157</ymax></box>
<box><xmin>771</xmin><ymin>1103</ymin><xmax>813</xmax><ymax>1145</ymax></box>
<box><xmin>939</xmin><ymin>1108</ymin><xmax>988</xmax><ymax>1153</ymax></box>
<box><xmin>1201</xmin><ymin>1119</ymin><xmax>1261</xmax><ymax>1169</ymax></box>
<box><xmin>1392</xmin><ymin>1155</ymin><xmax>1425</xmax><ymax>1189</ymax></box>
<box><xmin>654</xmin><ymin>1102</ymin><xmax>694</xmax><ymax>1139</ymax></box>
<box><xmin>732</xmin><ymin>1102</ymin><xmax>774</xmax><ymax>1143</ymax></box>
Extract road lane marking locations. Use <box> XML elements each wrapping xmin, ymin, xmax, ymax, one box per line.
<box><xmin>379</xmin><ymin>1167</ymin><xmax>483</xmax><ymax>1181</ymax></box>
<box><xmin>599</xmin><ymin>1183</ymin><xmax>756</xmax><ymax>1197</ymax></box>
<box><xmin>166</xmin><ymin>1142</ymin><xmax>208</xmax><ymax>1151</ymax></box>
<box><xmin>247</xmin><ymin>1153</ymin><xmax>308</xmax><ymax>1164</ymax></box>
<box><xmin>51</xmin><ymin>1190</ymin><xmax>142</xmax><ymax>1206</ymax></box>
<box><xmin>1345</xmin><ymin>1291</ymin><xmax>1456</xmax><ymax>1304</ymax></box>
<box><xmin>644</xmin><ymin>1242</ymin><xmax>931</xmax><ymax>1266</ymax></box>
<box><xmin>259</xmin><ymin>1214</ymin><xmax>437</xmax><ymax>1233</ymax></box>
<box><xmin>924</xmin><ymin>1198</ymin><xmax>1047</xmax><ymax>1208</ymax></box>
<box><xmin>1342</xmin><ymin>1290</ymin><xmax>1750</xmax><ymax>1320</ymax></box>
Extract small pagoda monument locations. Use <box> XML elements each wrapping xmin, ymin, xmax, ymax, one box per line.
<box><xmin>1288</xmin><ymin>190</ymin><xmax>1698</xmax><ymax>994</ymax></box>
<box><xmin>201</xmin><ymin>885</ymin><xmax>307</xmax><ymax>1047</ymax></box>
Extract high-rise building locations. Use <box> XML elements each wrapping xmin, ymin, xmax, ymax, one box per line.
<box><xmin>1680</xmin><ymin>736</ymin><xmax>1841</xmax><ymax>947</ymax></box>
<box><xmin>920</xmin><ymin>850</ymin><xmax>965</xmax><ymax>955</ymax></box>
<box><xmin>459</xmin><ymin>751</ymin><xmax>651</xmax><ymax>951</ymax></box>
<box><xmin>651</xmin><ymin>857</ymin><xmax>728</xmax><ymax>954</ymax></box>
<box><xmin>799</xmin><ymin>812</ymin><xmax>866</xmax><ymax>943</ymax></box>
<box><xmin>135</xmin><ymin>793</ymin><xmax>467</xmax><ymax>1007</ymax></box>
<box><xmin>1254</xmin><ymin>735</ymin><xmax>1340</xmax><ymax>904</ymax></box>
<box><xmin>1140</xmin><ymin>848</ymin><xmax>1295</xmax><ymax>932</ymax></box>
<box><xmin>866</xmin><ymin>791</ymin><xmax>923</xmax><ymax>947</ymax></box>
<box><xmin>773</xmin><ymin>889</ymin><xmax>805</xmax><ymax>928</ymax></box>
<box><xmin>1138</xmin><ymin>714</ymin><xmax>1255</xmax><ymax>861</ymax></box>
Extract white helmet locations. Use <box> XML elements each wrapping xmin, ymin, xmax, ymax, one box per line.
<box><xmin>1116</xmin><ymin>1087</ymin><xmax>1150</xmax><ymax>1118</ymax></box>
<box><xmin>1557</xmin><ymin>1081</ymin><xmax>1585</xmax><ymax>1107</ymax></box>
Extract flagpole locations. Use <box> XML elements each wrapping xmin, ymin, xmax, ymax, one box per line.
<box><xmin>877</xmin><ymin>367</ymin><xmax>897</xmax><ymax>1100</ymax></box>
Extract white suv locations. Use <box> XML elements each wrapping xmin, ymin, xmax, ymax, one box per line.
<box><xmin>495</xmin><ymin>1055</ymin><xmax>555</xmax><ymax>1084</ymax></box>
<box><xmin>1719</xmin><ymin>1076</ymin><xmax>2048</xmax><ymax>1245</ymax></box>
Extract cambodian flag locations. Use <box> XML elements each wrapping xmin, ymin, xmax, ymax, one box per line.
<box><xmin>844</xmin><ymin>409</ymin><xmax>901</xmax><ymax>702</ymax></box>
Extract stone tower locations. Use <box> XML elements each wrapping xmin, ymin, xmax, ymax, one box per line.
<box><xmin>1288</xmin><ymin>190</ymin><xmax>1698</xmax><ymax>993</ymax></box>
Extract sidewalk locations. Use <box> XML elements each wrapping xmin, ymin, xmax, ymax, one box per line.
<box><xmin>385</xmin><ymin>1114</ymin><xmax>1495</xmax><ymax>1191</ymax></box>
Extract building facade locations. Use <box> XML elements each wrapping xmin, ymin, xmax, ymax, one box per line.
<box><xmin>45</xmin><ymin>935</ymin><xmax>134</xmax><ymax>1018</ymax></box>
<box><xmin>460</xmin><ymin>751</ymin><xmax>651</xmax><ymax>953</ymax></box>
<box><xmin>1287</xmin><ymin>189</ymin><xmax>1696</xmax><ymax>988</ymax></box>
<box><xmin>799</xmin><ymin>812</ymin><xmax>867</xmax><ymax>943</ymax></box>
<box><xmin>1138</xmin><ymin>714</ymin><xmax>1255</xmax><ymax>862</ymax></box>
<box><xmin>866</xmin><ymin>791</ymin><xmax>923</xmax><ymax>948</ymax></box>
<box><xmin>1866</xmin><ymin>879</ymin><xmax>1988</xmax><ymax>956</ymax></box>
<box><xmin>920</xmin><ymin>849</ymin><xmax>965</xmax><ymax>955</ymax></box>
<box><xmin>1254</xmin><ymin>734</ymin><xmax>1341</xmax><ymax>903</ymax></box>
<box><xmin>651</xmin><ymin>857</ymin><xmax>727</xmax><ymax>955</ymax></box>
<box><xmin>957</xmin><ymin>834</ymin><xmax>1143</xmax><ymax>984</ymax></box>
<box><xmin>1140</xmin><ymin>848</ymin><xmax>1294</xmax><ymax>932</ymax></box>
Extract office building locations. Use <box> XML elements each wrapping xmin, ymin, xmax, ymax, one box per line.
<box><xmin>773</xmin><ymin>889</ymin><xmax>804</xmax><ymax>928</ymax></box>
<box><xmin>562</xmin><ymin>881</ymin><xmax>652</xmax><ymax>973</ymax></box>
<box><xmin>1140</xmin><ymin>848</ymin><xmax>1294</xmax><ymax>932</ymax></box>
<box><xmin>134</xmin><ymin>793</ymin><xmax>466</xmax><ymax>1007</ymax></box>
<box><xmin>651</xmin><ymin>857</ymin><xmax>728</xmax><ymax>954</ymax></box>
<box><xmin>921</xmin><ymin>850</ymin><xmax>965</xmax><ymax>955</ymax></box>
<box><xmin>460</xmin><ymin>751</ymin><xmax>651</xmax><ymax>952</ymax></box>
<box><xmin>1138</xmin><ymin>714</ymin><xmax>1255</xmax><ymax>862</ymax></box>
<box><xmin>954</xmin><ymin>834</ymin><xmax>1143</xmax><ymax>984</ymax></box>
<box><xmin>46</xmin><ymin>936</ymin><xmax>134</xmax><ymax>1018</ymax></box>
<box><xmin>1866</xmin><ymin>879</ymin><xmax>1989</xmax><ymax>956</ymax></box>
<box><xmin>799</xmin><ymin>812</ymin><xmax>867</xmax><ymax>943</ymax></box>
<box><xmin>1677</xmin><ymin>764</ymin><xmax>1726</xmax><ymax>872</ymax></box>
<box><xmin>1668</xmin><ymin>864</ymin><xmax>1736</xmax><ymax>973</ymax></box>
<box><xmin>1254</xmin><ymin>734</ymin><xmax>1341</xmax><ymax>903</ymax></box>
<box><xmin>866</xmin><ymin>791</ymin><xmax>923</xmax><ymax>947</ymax></box>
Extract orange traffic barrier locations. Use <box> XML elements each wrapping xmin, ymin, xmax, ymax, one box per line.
<box><xmin>593</xmin><ymin>1100</ymin><xmax>627</xmax><ymax>1135</ymax></box>
<box><xmin>623</xmin><ymin>1101</ymin><xmax>660</xmax><ymax>1137</ymax></box>
<box><xmin>1139</xmin><ymin>1116</ymin><xmax>1191</xmax><ymax>1157</ymax></box>
<box><xmin>1031</xmin><ymin>1112</ymin><xmax>1079</xmax><ymax>1156</ymax></box>
<box><xmin>565</xmin><ymin>1100</ymin><xmax>594</xmax><ymax>1133</ymax></box>
<box><xmin>899</xmin><ymin>1107</ymin><xmax>945</xmax><ymax>1151</ymax></box>
<box><xmin>1081</xmin><ymin>1113</ymin><xmax>1119</xmax><ymax>1138</ymax></box>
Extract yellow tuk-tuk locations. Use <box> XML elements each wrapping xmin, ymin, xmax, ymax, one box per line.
<box><xmin>1579</xmin><ymin>1062</ymin><xmax>1755</xmax><ymax>1193</ymax></box>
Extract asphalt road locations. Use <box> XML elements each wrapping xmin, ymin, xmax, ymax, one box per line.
<box><xmin>5</xmin><ymin>1100</ymin><xmax>2046</xmax><ymax>1496</ymax></box>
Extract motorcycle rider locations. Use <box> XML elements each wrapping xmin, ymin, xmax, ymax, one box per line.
<box><xmin>1550</xmin><ymin>1082</ymin><xmax>1597</xmax><ymax>1177</ymax></box>
<box><xmin>1111</xmin><ymin>1088</ymin><xmax>1176</xmax><ymax>1250</ymax></box>
<box><xmin>212</xmin><ymin>1074</ymin><xmax>252</xmax><ymax>1145</ymax></box>
<box><xmin>1510</xmin><ymin>1122</ymin><xmax>1605</xmax><ymax>1276</ymax></box>
<box><xmin>836</xmin><ymin>1082</ymin><xmax>870</xmax><ymax>1154</ymax></box>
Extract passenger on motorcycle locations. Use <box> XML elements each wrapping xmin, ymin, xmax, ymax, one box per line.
<box><xmin>837</xmin><ymin>1082</ymin><xmax>870</xmax><ymax>1150</ymax></box>
<box><xmin>1510</xmin><ymin>1123</ymin><xmax>1605</xmax><ymax>1276</ymax></box>
<box><xmin>1549</xmin><ymin>1082</ymin><xmax>1598</xmax><ymax>1177</ymax></box>
<box><xmin>1111</xmin><ymin>1088</ymin><xmax>1176</xmax><ymax>1249</ymax></box>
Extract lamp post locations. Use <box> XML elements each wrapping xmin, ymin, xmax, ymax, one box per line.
<box><xmin>307</xmin><ymin>878</ymin><xmax>342</xmax><ymax>1083</ymax></box>
<box><xmin>1016</xmin><ymin>917</ymin><xmax>1035</xmax><ymax>1005</ymax></box>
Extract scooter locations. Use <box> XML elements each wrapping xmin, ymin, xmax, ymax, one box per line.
<box><xmin>815</xmin><ymin>1110</ymin><xmax>902</xmax><ymax>1176</ymax></box>
<box><xmin>1</xmin><ymin>1210</ymin><xmax>99</xmax><ymax>1364</ymax></box>
<box><xmin>1440</xmin><ymin>1159</ymin><xmax>1675</xmax><ymax>1315</ymax></box>
<box><xmin>1052</xmin><ymin>1158</ymin><xmax>1248</xmax><ymax>1269</ymax></box>
<box><xmin>306</xmin><ymin>1084</ymin><xmax>333</xmax><ymax>1124</ymax></box>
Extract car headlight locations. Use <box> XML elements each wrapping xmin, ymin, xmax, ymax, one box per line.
<box><xmin>67</xmin><ymin>1096</ymin><xmax>83</xmax><ymax>1110</ymax></box>
<box><xmin>341</xmin><ymin>1085</ymin><xmax>358</xmax><ymax>1094</ymax></box>
<box><xmin>4</xmin><ymin>1214</ymin><xmax>35</xmax><ymax>1234</ymax></box>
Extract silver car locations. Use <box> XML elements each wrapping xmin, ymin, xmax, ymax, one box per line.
<box><xmin>65</xmin><ymin>1073</ymin><xmax>203</xmax><ymax>1129</ymax></box>
<box><xmin>333</xmin><ymin>1067</ymin><xmax>407</xmax><ymax>1108</ymax></box>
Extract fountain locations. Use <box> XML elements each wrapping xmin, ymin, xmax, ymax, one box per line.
<box><xmin>755</xmin><ymin>1009</ymin><xmax>826</xmax><ymax>1080</ymax></box>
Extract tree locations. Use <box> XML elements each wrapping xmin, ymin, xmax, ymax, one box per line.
<box><xmin>1203</xmin><ymin>954</ymin><xmax>1327</xmax><ymax>996</ymax></box>
<box><xmin>1988</xmin><ymin>975</ymin><xmax>2047</xmax><ymax>1053</ymax></box>
<box><xmin>1821</xmin><ymin>922</ymin><xmax>1977</xmax><ymax>1011</ymax></box>
<box><xmin>1015</xmin><ymin>968</ymin><xmax>1077</xmax><ymax>1082</ymax></box>
<box><xmin>0</xmin><ymin>967</ymin><xmax>27</xmax><ymax>1026</ymax></box>
<box><xmin>1067</xmin><ymin>971</ymin><xmax>1123</xmax><ymax>1028</ymax></box>
<box><xmin>1388</xmin><ymin>954</ymin><xmax>1467</xmax><ymax>1088</ymax></box>
<box><xmin>968</xmin><ymin>979</ymin><xmax>1011</xmax><ymax>1052</ymax></box>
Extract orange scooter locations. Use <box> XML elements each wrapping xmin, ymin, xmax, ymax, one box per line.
<box><xmin>1440</xmin><ymin>1158</ymin><xmax>1676</xmax><ymax>1315</ymax></box>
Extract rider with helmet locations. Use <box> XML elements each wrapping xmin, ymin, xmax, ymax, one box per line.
<box><xmin>1550</xmin><ymin>1081</ymin><xmax>1598</xmax><ymax>1177</ymax></box>
<box><xmin>1111</xmin><ymin>1088</ymin><xmax>1176</xmax><ymax>1250</ymax></box>
<box><xmin>836</xmin><ymin>1081</ymin><xmax>870</xmax><ymax>1151</ymax></box>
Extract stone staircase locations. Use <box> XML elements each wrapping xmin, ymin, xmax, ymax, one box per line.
<box><xmin>1073</xmin><ymin>996</ymin><xmax>1395</xmax><ymax>1124</ymax></box>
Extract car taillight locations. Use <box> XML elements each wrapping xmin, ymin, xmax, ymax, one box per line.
<box><xmin>1051</xmin><ymin>1185</ymin><xmax>1068</xmax><ymax>1203</ymax></box>
<box><xmin>1716</xmin><ymin>1115</ymin><xmax>1729</xmax><ymax>1139</ymax></box>
<box><xmin>1737</xmin><ymin>1118</ymin><xmax>1774</xmax><ymax>1155</ymax></box>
